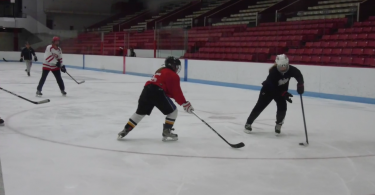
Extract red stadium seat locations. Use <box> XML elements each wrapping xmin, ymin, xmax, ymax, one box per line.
<box><xmin>301</xmin><ymin>56</ymin><xmax>311</xmax><ymax>63</ymax></box>
<box><xmin>288</xmin><ymin>49</ymin><xmax>297</xmax><ymax>55</ymax></box>
<box><xmin>348</xmin><ymin>34</ymin><xmax>358</xmax><ymax>40</ymax></box>
<box><xmin>358</xmin><ymin>33</ymin><xmax>368</xmax><ymax>40</ymax></box>
<box><xmin>352</xmin><ymin>57</ymin><xmax>365</xmax><ymax>65</ymax></box>
<box><xmin>342</xmin><ymin>48</ymin><xmax>352</xmax><ymax>55</ymax></box>
<box><xmin>321</xmin><ymin>42</ymin><xmax>330</xmax><ymax>48</ymax></box>
<box><xmin>331</xmin><ymin>56</ymin><xmax>341</xmax><ymax>64</ymax></box>
<box><xmin>341</xmin><ymin>57</ymin><xmax>353</xmax><ymax>65</ymax></box>
<box><xmin>364</xmin><ymin>58</ymin><xmax>375</xmax><ymax>66</ymax></box>
<box><xmin>369</xmin><ymin>34</ymin><xmax>375</xmax><ymax>40</ymax></box>
<box><xmin>352</xmin><ymin>48</ymin><xmax>364</xmax><ymax>56</ymax></box>
<box><xmin>357</xmin><ymin>41</ymin><xmax>368</xmax><ymax>48</ymax></box>
<box><xmin>338</xmin><ymin>34</ymin><xmax>348</xmax><ymax>40</ymax></box>
<box><xmin>293</xmin><ymin>55</ymin><xmax>303</xmax><ymax>62</ymax></box>
<box><xmin>368</xmin><ymin>41</ymin><xmax>375</xmax><ymax>48</ymax></box>
<box><xmin>312</xmin><ymin>42</ymin><xmax>321</xmax><ymax>48</ymax></box>
<box><xmin>311</xmin><ymin>56</ymin><xmax>321</xmax><ymax>64</ymax></box>
<box><xmin>364</xmin><ymin>48</ymin><xmax>375</xmax><ymax>56</ymax></box>
<box><xmin>312</xmin><ymin>48</ymin><xmax>323</xmax><ymax>55</ymax></box>
<box><xmin>323</xmin><ymin>48</ymin><xmax>332</xmax><ymax>55</ymax></box>
<box><xmin>332</xmin><ymin>48</ymin><xmax>342</xmax><ymax>55</ymax></box>
<box><xmin>347</xmin><ymin>41</ymin><xmax>358</xmax><ymax>48</ymax></box>
<box><xmin>303</xmin><ymin>48</ymin><xmax>314</xmax><ymax>55</ymax></box>
<box><xmin>329</xmin><ymin>42</ymin><xmax>339</xmax><ymax>48</ymax></box>
<box><xmin>306</xmin><ymin>42</ymin><xmax>313</xmax><ymax>47</ymax></box>
<box><xmin>322</xmin><ymin>56</ymin><xmax>331</xmax><ymax>64</ymax></box>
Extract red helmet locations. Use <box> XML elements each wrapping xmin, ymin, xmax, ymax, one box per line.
<box><xmin>52</xmin><ymin>36</ymin><xmax>60</xmax><ymax>42</ymax></box>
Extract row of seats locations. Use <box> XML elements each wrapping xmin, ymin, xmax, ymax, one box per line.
<box><xmin>271</xmin><ymin>55</ymin><xmax>375</xmax><ymax>66</ymax></box>
<box><xmin>199</xmin><ymin>47</ymin><xmax>280</xmax><ymax>54</ymax></box>
<box><xmin>234</xmin><ymin>29</ymin><xmax>323</xmax><ymax>36</ymax></box>
<box><xmin>185</xmin><ymin>53</ymin><xmax>254</xmax><ymax>61</ymax></box>
<box><xmin>205</xmin><ymin>42</ymin><xmax>287</xmax><ymax>48</ymax></box>
<box><xmin>220</xmin><ymin>35</ymin><xmax>305</xmax><ymax>42</ymax></box>
<box><xmin>338</xmin><ymin>27</ymin><xmax>375</xmax><ymax>34</ymax></box>
<box><xmin>187</xmin><ymin>33</ymin><xmax>222</xmax><ymax>38</ymax></box>
<box><xmin>192</xmin><ymin>24</ymin><xmax>246</xmax><ymax>30</ymax></box>
<box><xmin>288</xmin><ymin>48</ymin><xmax>375</xmax><ymax>56</ymax></box>
<box><xmin>306</xmin><ymin>41</ymin><xmax>375</xmax><ymax>48</ymax></box>
<box><xmin>246</xmin><ymin>23</ymin><xmax>342</xmax><ymax>31</ymax></box>
<box><xmin>322</xmin><ymin>33</ymin><xmax>375</xmax><ymax>40</ymax></box>
<box><xmin>260</xmin><ymin>18</ymin><xmax>347</xmax><ymax>27</ymax></box>
<box><xmin>353</xmin><ymin>21</ymin><xmax>375</xmax><ymax>27</ymax></box>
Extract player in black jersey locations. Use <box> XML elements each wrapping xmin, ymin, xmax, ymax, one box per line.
<box><xmin>244</xmin><ymin>54</ymin><xmax>305</xmax><ymax>134</ymax></box>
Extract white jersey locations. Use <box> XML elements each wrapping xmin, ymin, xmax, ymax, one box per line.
<box><xmin>43</xmin><ymin>45</ymin><xmax>63</xmax><ymax>71</ymax></box>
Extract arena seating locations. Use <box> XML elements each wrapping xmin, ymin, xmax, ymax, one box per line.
<box><xmin>288</xmin><ymin>0</ymin><xmax>362</xmax><ymax>21</ymax></box>
<box><xmin>184</xmin><ymin>18</ymin><xmax>346</xmax><ymax>62</ymax></box>
<box><xmin>213</xmin><ymin>0</ymin><xmax>282</xmax><ymax>26</ymax></box>
<box><xmin>280</xmin><ymin>17</ymin><xmax>375</xmax><ymax>66</ymax></box>
<box><xmin>166</xmin><ymin>0</ymin><xmax>228</xmax><ymax>29</ymax></box>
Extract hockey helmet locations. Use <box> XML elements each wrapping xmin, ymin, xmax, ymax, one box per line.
<box><xmin>275</xmin><ymin>54</ymin><xmax>289</xmax><ymax>73</ymax></box>
<box><xmin>165</xmin><ymin>56</ymin><xmax>181</xmax><ymax>73</ymax></box>
<box><xmin>52</xmin><ymin>36</ymin><xmax>60</xmax><ymax>44</ymax></box>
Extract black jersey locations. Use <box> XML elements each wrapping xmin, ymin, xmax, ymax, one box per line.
<box><xmin>21</xmin><ymin>47</ymin><xmax>36</xmax><ymax>60</ymax></box>
<box><xmin>262</xmin><ymin>65</ymin><xmax>304</xmax><ymax>95</ymax></box>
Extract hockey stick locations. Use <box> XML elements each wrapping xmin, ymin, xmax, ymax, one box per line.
<box><xmin>192</xmin><ymin>111</ymin><xmax>245</xmax><ymax>148</ymax></box>
<box><xmin>65</xmin><ymin>71</ymin><xmax>85</xmax><ymax>84</ymax></box>
<box><xmin>299</xmin><ymin>94</ymin><xmax>309</xmax><ymax>146</ymax></box>
<box><xmin>0</xmin><ymin>87</ymin><xmax>50</xmax><ymax>104</ymax></box>
<box><xmin>2</xmin><ymin>58</ymin><xmax>8</xmax><ymax>62</ymax></box>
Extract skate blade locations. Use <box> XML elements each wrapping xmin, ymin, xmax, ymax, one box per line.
<box><xmin>244</xmin><ymin>129</ymin><xmax>252</xmax><ymax>134</ymax></box>
<box><xmin>162</xmin><ymin>137</ymin><xmax>178</xmax><ymax>142</ymax></box>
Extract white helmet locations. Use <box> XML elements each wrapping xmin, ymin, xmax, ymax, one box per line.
<box><xmin>275</xmin><ymin>54</ymin><xmax>289</xmax><ymax>73</ymax></box>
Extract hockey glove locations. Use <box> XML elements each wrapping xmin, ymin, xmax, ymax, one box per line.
<box><xmin>297</xmin><ymin>83</ymin><xmax>304</xmax><ymax>94</ymax></box>
<box><xmin>60</xmin><ymin>65</ymin><xmax>66</xmax><ymax>73</ymax></box>
<box><xmin>34</xmin><ymin>56</ymin><xmax>38</xmax><ymax>62</ymax></box>
<box><xmin>56</xmin><ymin>60</ymin><xmax>61</xmax><ymax>68</ymax></box>
<box><xmin>281</xmin><ymin>91</ymin><xmax>293</xmax><ymax>103</ymax></box>
<box><xmin>20</xmin><ymin>58</ymin><xmax>23</xmax><ymax>62</ymax></box>
<box><xmin>182</xmin><ymin>101</ymin><xmax>194</xmax><ymax>114</ymax></box>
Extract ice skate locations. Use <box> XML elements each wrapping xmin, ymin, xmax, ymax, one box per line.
<box><xmin>117</xmin><ymin>128</ymin><xmax>131</xmax><ymax>139</ymax></box>
<box><xmin>27</xmin><ymin>72</ymin><xmax>30</xmax><ymax>77</ymax></box>
<box><xmin>275</xmin><ymin>123</ymin><xmax>282</xmax><ymax>134</ymax></box>
<box><xmin>36</xmin><ymin>90</ymin><xmax>42</xmax><ymax>97</ymax></box>
<box><xmin>244</xmin><ymin>124</ymin><xmax>252</xmax><ymax>134</ymax></box>
<box><xmin>162</xmin><ymin>124</ymin><xmax>178</xmax><ymax>141</ymax></box>
<box><xmin>61</xmin><ymin>90</ymin><xmax>67</xmax><ymax>96</ymax></box>
<box><xmin>0</xmin><ymin>118</ymin><xmax>4</xmax><ymax>126</ymax></box>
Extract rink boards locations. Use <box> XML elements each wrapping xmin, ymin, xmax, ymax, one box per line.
<box><xmin>1</xmin><ymin>51</ymin><xmax>375</xmax><ymax>104</ymax></box>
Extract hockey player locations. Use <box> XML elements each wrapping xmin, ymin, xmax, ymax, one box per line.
<box><xmin>118</xmin><ymin>56</ymin><xmax>194</xmax><ymax>141</ymax></box>
<box><xmin>20</xmin><ymin>42</ymin><xmax>37</xmax><ymax>76</ymax></box>
<box><xmin>0</xmin><ymin>117</ymin><xmax>4</xmax><ymax>126</ymax></box>
<box><xmin>36</xmin><ymin>36</ymin><xmax>67</xmax><ymax>96</ymax></box>
<box><xmin>244</xmin><ymin>54</ymin><xmax>304</xmax><ymax>134</ymax></box>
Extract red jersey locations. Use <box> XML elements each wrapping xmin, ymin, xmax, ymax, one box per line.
<box><xmin>145</xmin><ymin>68</ymin><xmax>187</xmax><ymax>105</ymax></box>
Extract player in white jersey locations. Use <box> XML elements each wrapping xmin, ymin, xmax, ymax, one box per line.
<box><xmin>36</xmin><ymin>36</ymin><xmax>67</xmax><ymax>96</ymax></box>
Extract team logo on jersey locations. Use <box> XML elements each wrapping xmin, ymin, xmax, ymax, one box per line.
<box><xmin>278</xmin><ymin>78</ymin><xmax>289</xmax><ymax>86</ymax></box>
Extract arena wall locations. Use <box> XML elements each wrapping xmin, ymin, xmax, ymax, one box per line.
<box><xmin>1</xmin><ymin>51</ymin><xmax>374</xmax><ymax>104</ymax></box>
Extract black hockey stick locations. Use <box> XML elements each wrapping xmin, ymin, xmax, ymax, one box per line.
<box><xmin>2</xmin><ymin>58</ymin><xmax>8</xmax><ymax>62</ymax></box>
<box><xmin>299</xmin><ymin>94</ymin><xmax>309</xmax><ymax>146</ymax></box>
<box><xmin>0</xmin><ymin>87</ymin><xmax>50</xmax><ymax>104</ymax></box>
<box><xmin>192</xmin><ymin>111</ymin><xmax>245</xmax><ymax>148</ymax></box>
<box><xmin>65</xmin><ymin>71</ymin><xmax>85</xmax><ymax>84</ymax></box>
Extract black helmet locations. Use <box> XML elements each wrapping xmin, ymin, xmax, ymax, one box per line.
<box><xmin>165</xmin><ymin>56</ymin><xmax>181</xmax><ymax>73</ymax></box>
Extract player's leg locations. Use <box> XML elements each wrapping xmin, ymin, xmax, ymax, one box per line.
<box><xmin>152</xmin><ymin>86</ymin><xmax>178</xmax><ymax>141</ymax></box>
<box><xmin>51</xmin><ymin>70</ymin><xmax>66</xmax><ymax>96</ymax></box>
<box><xmin>274</xmin><ymin>97</ymin><xmax>287</xmax><ymax>134</ymax></box>
<box><xmin>0</xmin><ymin>117</ymin><xmax>4</xmax><ymax>126</ymax></box>
<box><xmin>118</xmin><ymin>86</ymin><xmax>153</xmax><ymax>139</ymax></box>
<box><xmin>36</xmin><ymin>70</ymin><xmax>50</xmax><ymax>96</ymax></box>
<box><xmin>26</xmin><ymin>60</ymin><xmax>31</xmax><ymax>76</ymax></box>
<box><xmin>244</xmin><ymin>88</ymin><xmax>273</xmax><ymax>133</ymax></box>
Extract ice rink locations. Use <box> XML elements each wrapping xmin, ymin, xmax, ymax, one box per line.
<box><xmin>1</xmin><ymin>62</ymin><xmax>375</xmax><ymax>195</ymax></box>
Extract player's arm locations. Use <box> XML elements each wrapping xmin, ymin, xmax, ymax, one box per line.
<box><xmin>167</xmin><ymin>74</ymin><xmax>186</xmax><ymax>105</ymax></box>
<box><xmin>167</xmin><ymin>74</ymin><xmax>194</xmax><ymax>113</ymax></box>
<box><xmin>20</xmin><ymin>48</ymin><xmax>24</xmax><ymax>62</ymax></box>
<box><xmin>31</xmin><ymin>48</ymin><xmax>37</xmax><ymax>61</ymax></box>
<box><xmin>262</xmin><ymin>69</ymin><xmax>280</xmax><ymax>94</ymax></box>
<box><xmin>290</xmin><ymin>66</ymin><xmax>304</xmax><ymax>94</ymax></box>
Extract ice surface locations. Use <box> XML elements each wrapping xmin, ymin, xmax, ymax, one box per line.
<box><xmin>1</xmin><ymin>62</ymin><xmax>375</xmax><ymax>195</ymax></box>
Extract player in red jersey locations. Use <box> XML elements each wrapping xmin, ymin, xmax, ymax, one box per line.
<box><xmin>118</xmin><ymin>56</ymin><xmax>194</xmax><ymax>141</ymax></box>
